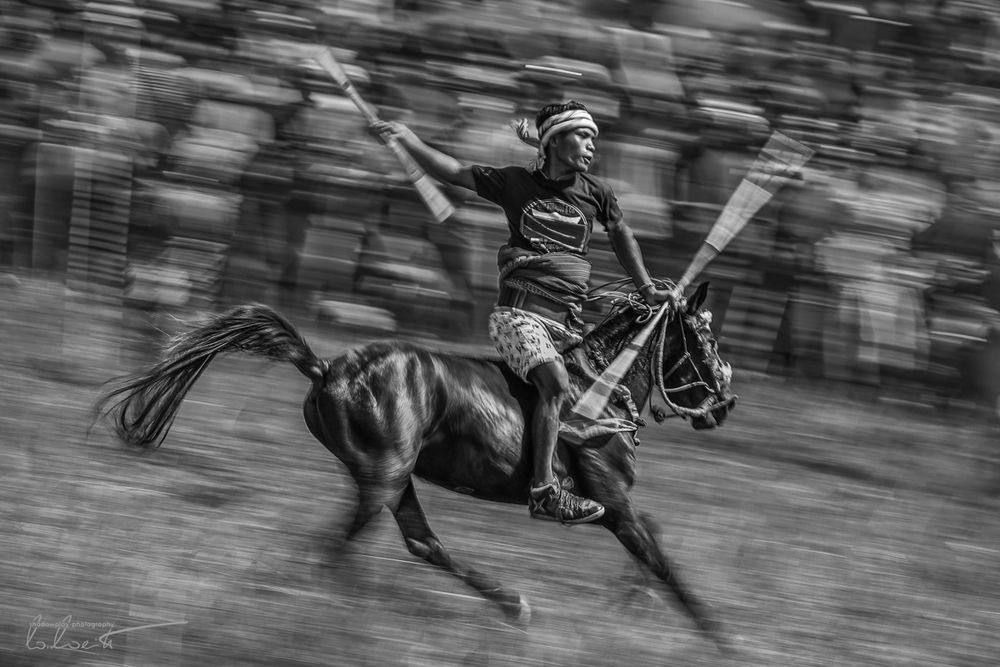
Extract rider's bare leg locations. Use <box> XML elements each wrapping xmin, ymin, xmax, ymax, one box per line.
<box><xmin>526</xmin><ymin>360</ymin><xmax>604</xmax><ymax>524</ymax></box>
<box><xmin>527</xmin><ymin>360</ymin><xmax>566</xmax><ymax>486</ymax></box>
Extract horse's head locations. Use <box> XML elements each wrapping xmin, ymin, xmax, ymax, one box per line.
<box><xmin>655</xmin><ymin>281</ymin><xmax>736</xmax><ymax>429</ymax></box>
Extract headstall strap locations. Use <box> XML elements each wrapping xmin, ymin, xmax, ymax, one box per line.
<box><xmin>650</xmin><ymin>311</ymin><xmax>722</xmax><ymax>421</ymax></box>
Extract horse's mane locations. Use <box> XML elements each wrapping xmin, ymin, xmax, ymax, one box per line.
<box><xmin>579</xmin><ymin>297</ymin><xmax>648</xmax><ymax>372</ymax></box>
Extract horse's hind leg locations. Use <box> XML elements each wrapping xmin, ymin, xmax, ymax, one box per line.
<box><xmin>390</xmin><ymin>479</ymin><xmax>530</xmax><ymax>625</ymax></box>
<box><xmin>344</xmin><ymin>493</ymin><xmax>385</xmax><ymax>541</ymax></box>
<box><xmin>319</xmin><ymin>477</ymin><xmax>408</xmax><ymax>565</ymax></box>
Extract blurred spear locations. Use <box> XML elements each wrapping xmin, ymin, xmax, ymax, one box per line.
<box><xmin>676</xmin><ymin>132</ymin><xmax>814</xmax><ymax>292</ymax></box>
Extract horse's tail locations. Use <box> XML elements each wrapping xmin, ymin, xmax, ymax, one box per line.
<box><xmin>95</xmin><ymin>304</ymin><xmax>324</xmax><ymax>449</ymax></box>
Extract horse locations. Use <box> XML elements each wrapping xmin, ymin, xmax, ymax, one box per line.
<box><xmin>95</xmin><ymin>280</ymin><xmax>737</xmax><ymax>650</ymax></box>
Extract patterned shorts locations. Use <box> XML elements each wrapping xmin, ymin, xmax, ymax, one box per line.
<box><xmin>488</xmin><ymin>307</ymin><xmax>583</xmax><ymax>382</ymax></box>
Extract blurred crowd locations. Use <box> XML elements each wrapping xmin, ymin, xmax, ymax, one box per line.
<box><xmin>2</xmin><ymin>0</ymin><xmax>1000</xmax><ymax>414</ymax></box>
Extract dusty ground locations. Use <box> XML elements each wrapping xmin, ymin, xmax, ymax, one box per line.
<box><xmin>1</xmin><ymin>276</ymin><xmax>999</xmax><ymax>667</ymax></box>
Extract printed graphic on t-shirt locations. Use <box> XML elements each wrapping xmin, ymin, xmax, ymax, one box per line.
<box><xmin>520</xmin><ymin>197</ymin><xmax>590</xmax><ymax>253</ymax></box>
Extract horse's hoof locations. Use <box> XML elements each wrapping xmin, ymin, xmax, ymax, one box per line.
<box><xmin>503</xmin><ymin>593</ymin><xmax>531</xmax><ymax>627</ymax></box>
<box><xmin>712</xmin><ymin>631</ymin><xmax>745</xmax><ymax>657</ymax></box>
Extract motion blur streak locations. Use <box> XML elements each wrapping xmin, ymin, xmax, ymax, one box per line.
<box><xmin>1</xmin><ymin>0</ymin><xmax>998</xmax><ymax>665</ymax></box>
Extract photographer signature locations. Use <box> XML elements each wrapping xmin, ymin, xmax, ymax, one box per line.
<box><xmin>26</xmin><ymin>615</ymin><xmax>187</xmax><ymax>651</ymax></box>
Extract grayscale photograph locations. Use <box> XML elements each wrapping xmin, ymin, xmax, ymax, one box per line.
<box><xmin>0</xmin><ymin>0</ymin><xmax>998</xmax><ymax>665</ymax></box>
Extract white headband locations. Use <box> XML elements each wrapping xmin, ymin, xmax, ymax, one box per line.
<box><xmin>537</xmin><ymin>109</ymin><xmax>599</xmax><ymax>152</ymax></box>
<box><xmin>512</xmin><ymin>108</ymin><xmax>599</xmax><ymax>166</ymax></box>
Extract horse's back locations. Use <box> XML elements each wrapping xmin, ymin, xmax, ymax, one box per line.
<box><xmin>323</xmin><ymin>340</ymin><xmax>525</xmax><ymax>413</ymax></box>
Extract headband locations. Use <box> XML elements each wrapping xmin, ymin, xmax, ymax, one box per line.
<box><xmin>512</xmin><ymin>108</ymin><xmax>599</xmax><ymax>168</ymax></box>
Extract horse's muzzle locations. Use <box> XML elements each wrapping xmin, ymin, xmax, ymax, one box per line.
<box><xmin>691</xmin><ymin>394</ymin><xmax>736</xmax><ymax>430</ymax></box>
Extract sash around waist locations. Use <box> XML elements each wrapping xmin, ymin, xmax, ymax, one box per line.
<box><xmin>498</xmin><ymin>250</ymin><xmax>592</xmax><ymax>304</ymax></box>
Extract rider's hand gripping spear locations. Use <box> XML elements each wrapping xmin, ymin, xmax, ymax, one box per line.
<box><xmin>312</xmin><ymin>47</ymin><xmax>456</xmax><ymax>225</ymax></box>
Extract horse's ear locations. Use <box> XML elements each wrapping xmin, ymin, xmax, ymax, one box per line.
<box><xmin>686</xmin><ymin>281</ymin><xmax>710</xmax><ymax>314</ymax></box>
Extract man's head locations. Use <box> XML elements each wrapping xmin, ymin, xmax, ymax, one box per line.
<box><xmin>533</xmin><ymin>101</ymin><xmax>599</xmax><ymax>174</ymax></box>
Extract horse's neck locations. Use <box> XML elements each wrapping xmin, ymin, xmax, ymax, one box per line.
<box><xmin>577</xmin><ymin>311</ymin><xmax>656</xmax><ymax>402</ymax></box>
<box><xmin>579</xmin><ymin>317</ymin><xmax>631</xmax><ymax>372</ymax></box>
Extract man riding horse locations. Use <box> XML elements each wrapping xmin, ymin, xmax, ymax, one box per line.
<box><xmin>371</xmin><ymin>101</ymin><xmax>678</xmax><ymax>524</ymax></box>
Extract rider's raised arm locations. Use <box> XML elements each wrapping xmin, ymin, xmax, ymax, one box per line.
<box><xmin>370</xmin><ymin>120</ymin><xmax>476</xmax><ymax>192</ymax></box>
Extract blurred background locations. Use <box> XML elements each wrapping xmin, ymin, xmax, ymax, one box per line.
<box><xmin>3</xmin><ymin>2</ymin><xmax>1000</xmax><ymax>665</ymax></box>
<box><xmin>1</xmin><ymin>0</ymin><xmax>1000</xmax><ymax>413</ymax></box>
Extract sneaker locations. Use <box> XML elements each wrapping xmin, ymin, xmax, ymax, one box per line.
<box><xmin>529</xmin><ymin>482</ymin><xmax>605</xmax><ymax>525</ymax></box>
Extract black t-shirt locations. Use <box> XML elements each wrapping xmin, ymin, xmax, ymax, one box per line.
<box><xmin>470</xmin><ymin>165</ymin><xmax>623</xmax><ymax>256</ymax></box>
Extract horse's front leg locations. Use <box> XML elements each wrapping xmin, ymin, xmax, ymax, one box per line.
<box><xmin>600</xmin><ymin>503</ymin><xmax>731</xmax><ymax>653</ymax></box>
<box><xmin>390</xmin><ymin>480</ymin><xmax>530</xmax><ymax>625</ymax></box>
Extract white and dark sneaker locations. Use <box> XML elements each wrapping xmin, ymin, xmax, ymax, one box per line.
<box><xmin>529</xmin><ymin>482</ymin><xmax>605</xmax><ymax>525</ymax></box>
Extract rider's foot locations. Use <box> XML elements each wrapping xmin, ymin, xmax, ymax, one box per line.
<box><xmin>529</xmin><ymin>481</ymin><xmax>605</xmax><ymax>524</ymax></box>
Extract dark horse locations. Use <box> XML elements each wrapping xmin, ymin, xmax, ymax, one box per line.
<box><xmin>96</xmin><ymin>281</ymin><xmax>737</xmax><ymax>649</ymax></box>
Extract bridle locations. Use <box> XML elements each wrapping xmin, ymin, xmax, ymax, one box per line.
<box><xmin>648</xmin><ymin>305</ymin><xmax>735</xmax><ymax>421</ymax></box>
<box><xmin>584</xmin><ymin>283</ymin><xmax>735</xmax><ymax>423</ymax></box>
